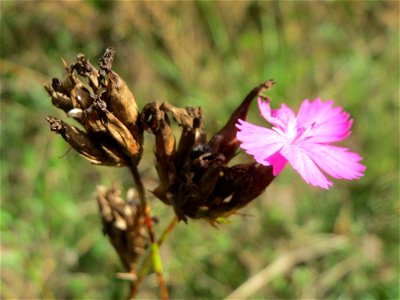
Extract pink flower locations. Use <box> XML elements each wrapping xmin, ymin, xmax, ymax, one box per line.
<box><xmin>236</xmin><ymin>98</ymin><xmax>366</xmax><ymax>189</ymax></box>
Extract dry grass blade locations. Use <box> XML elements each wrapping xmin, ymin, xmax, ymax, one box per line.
<box><xmin>315</xmin><ymin>255</ymin><xmax>359</xmax><ymax>298</ymax></box>
<box><xmin>225</xmin><ymin>235</ymin><xmax>349</xmax><ymax>300</ymax></box>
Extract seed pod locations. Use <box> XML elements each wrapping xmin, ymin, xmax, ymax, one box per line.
<box><xmin>46</xmin><ymin>116</ymin><xmax>125</xmax><ymax>166</ymax></box>
<box><xmin>98</xmin><ymin>104</ymin><xmax>142</xmax><ymax>163</ymax></box>
<box><xmin>202</xmin><ymin>163</ymin><xmax>274</xmax><ymax>223</ymax></box>
<box><xmin>97</xmin><ymin>48</ymin><xmax>140</xmax><ymax>134</ymax></box>
<box><xmin>208</xmin><ymin>80</ymin><xmax>275</xmax><ymax>161</ymax></box>
<box><xmin>170</xmin><ymin>105</ymin><xmax>206</xmax><ymax>170</ymax></box>
<box><xmin>72</xmin><ymin>53</ymin><xmax>100</xmax><ymax>90</ymax></box>
<box><xmin>106</xmin><ymin>70</ymin><xmax>140</xmax><ymax>133</ymax></box>
<box><xmin>44</xmin><ymin>84</ymin><xmax>73</xmax><ymax>112</ymax></box>
<box><xmin>141</xmin><ymin>102</ymin><xmax>176</xmax><ymax>204</ymax></box>
<box><xmin>96</xmin><ymin>48</ymin><xmax>143</xmax><ymax>162</ymax></box>
<box><xmin>70</xmin><ymin>87</ymin><xmax>93</xmax><ymax>109</ymax></box>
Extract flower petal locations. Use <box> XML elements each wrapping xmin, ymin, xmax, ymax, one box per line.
<box><xmin>265</xmin><ymin>151</ymin><xmax>288</xmax><ymax>175</ymax></box>
<box><xmin>298</xmin><ymin>99</ymin><xmax>353</xmax><ymax>143</ymax></box>
<box><xmin>236</xmin><ymin>119</ymin><xmax>285</xmax><ymax>165</ymax></box>
<box><xmin>258</xmin><ymin>98</ymin><xmax>295</xmax><ymax>131</ymax></box>
<box><xmin>280</xmin><ymin>144</ymin><xmax>333</xmax><ymax>189</ymax></box>
<box><xmin>237</xmin><ymin>97</ymin><xmax>364</xmax><ymax>189</ymax></box>
<box><xmin>300</xmin><ymin>142</ymin><xmax>366</xmax><ymax>180</ymax></box>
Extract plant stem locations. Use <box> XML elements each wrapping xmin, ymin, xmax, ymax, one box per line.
<box><xmin>157</xmin><ymin>216</ymin><xmax>179</xmax><ymax>246</ymax></box>
<box><xmin>133</xmin><ymin>216</ymin><xmax>179</xmax><ymax>297</ymax></box>
<box><xmin>128</xmin><ymin>163</ymin><xmax>170</xmax><ymax>300</ymax></box>
<box><xmin>141</xmin><ymin>216</ymin><xmax>179</xmax><ymax>277</ymax></box>
<box><xmin>129</xmin><ymin>163</ymin><xmax>147</xmax><ymax>208</ymax></box>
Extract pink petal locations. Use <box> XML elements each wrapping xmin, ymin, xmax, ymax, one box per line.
<box><xmin>280</xmin><ymin>144</ymin><xmax>333</xmax><ymax>189</ymax></box>
<box><xmin>298</xmin><ymin>99</ymin><xmax>353</xmax><ymax>143</ymax></box>
<box><xmin>300</xmin><ymin>142</ymin><xmax>366</xmax><ymax>180</ymax></box>
<box><xmin>265</xmin><ymin>151</ymin><xmax>288</xmax><ymax>175</ymax></box>
<box><xmin>258</xmin><ymin>98</ymin><xmax>295</xmax><ymax>131</ymax></box>
<box><xmin>297</xmin><ymin>98</ymin><xmax>333</xmax><ymax>126</ymax></box>
<box><xmin>236</xmin><ymin>119</ymin><xmax>284</xmax><ymax>164</ymax></box>
<box><xmin>237</xmin><ymin>98</ymin><xmax>364</xmax><ymax>189</ymax></box>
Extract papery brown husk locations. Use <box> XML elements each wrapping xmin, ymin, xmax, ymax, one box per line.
<box><xmin>45</xmin><ymin>48</ymin><xmax>143</xmax><ymax>167</ymax></box>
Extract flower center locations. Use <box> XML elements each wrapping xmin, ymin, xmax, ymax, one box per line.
<box><xmin>283</xmin><ymin>119</ymin><xmax>315</xmax><ymax>145</ymax></box>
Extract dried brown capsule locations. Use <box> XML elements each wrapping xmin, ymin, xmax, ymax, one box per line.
<box><xmin>46</xmin><ymin>116</ymin><xmax>126</xmax><ymax>166</ymax></box>
<box><xmin>95</xmin><ymin>100</ymin><xmax>142</xmax><ymax>163</ymax></box>
<box><xmin>200</xmin><ymin>163</ymin><xmax>274</xmax><ymax>222</ymax></box>
<box><xmin>72</xmin><ymin>53</ymin><xmax>100</xmax><ymax>90</ymax></box>
<box><xmin>208</xmin><ymin>79</ymin><xmax>275</xmax><ymax>161</ymax></box>
<box><xmin>44</xmin><ymin>84</ymin><xmax>74</xmax><ymax>112</ymax></box>
<box><xmin>141</xmin><ymin>102</ymin><xmax>176</xmax><ymax>204</ymax></box>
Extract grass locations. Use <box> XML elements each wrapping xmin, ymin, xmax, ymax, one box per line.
<box><xmin>1</xmin><ymin>1</ymin><xmax>399</xmax><ymax>299</ymax></box>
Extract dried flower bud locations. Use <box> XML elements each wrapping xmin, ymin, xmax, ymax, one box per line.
<box><xmin>95</xmin><ymin>100</ymin><xmax>142</xmax><ymax>162</ymax></box>
<box><xmin>200</xmin><ymin>163</ymin><xmax>274</xmax><ymax>221</ymax></box>
<box><xmin>46</xmin><ymin>116</ymin><xmax>126</xmax><ymax>166</ymax></box>
<box><xmin>141</xmin><ymin>102</ymin><xmax>176</xmax><ymax>204</ymax></box>
<box><xmin>208</xmin><ymin>80</ymin><xmax>275</xmax><ymax>161</ymax></box>
<box><xmin>44</xmin><ymin>84</ymin><xmax>74</xmax><ymax>112</ymax></box>
<box><xmin>72</xmin><ymin>53</ymin><xmax>100</xmax><ymax>90</ymax></box>
<box><xmin>97</xmin><ymin>48</ymin><xmax>139</xmax><ymax>132</ymax></box>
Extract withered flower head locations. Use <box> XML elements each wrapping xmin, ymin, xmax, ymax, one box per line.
<box><xmin>142</xmin><ymin>80</ymin><xmax>276</xmax><ymax>224</ymax></box>
<box><xmin>97</xmin><ymin>185</ymin><xmax>149</xmax><ymax>273</ymax></box>
<box><xmin>45</xmin><ymin>48</ymin><xmax>143</xmax><ymax>166</ymax></box>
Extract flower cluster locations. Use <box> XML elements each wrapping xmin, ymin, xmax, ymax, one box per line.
<box><xmin>45</xmin><ymin>49</ymin><xmax>278</xmax><ymax>225</ymax></box>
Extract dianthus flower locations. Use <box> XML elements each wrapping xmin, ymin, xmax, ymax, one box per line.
<box><xmin>236</xmin><ymin>98</ymin><xmax>365</xmax><ymax>189</ymax></box>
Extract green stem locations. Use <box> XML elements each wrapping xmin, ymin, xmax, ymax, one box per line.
<box><xmin>134</xmin><ymin>216</ymin><xmax>179</xmax><ymax>296</ymax></box>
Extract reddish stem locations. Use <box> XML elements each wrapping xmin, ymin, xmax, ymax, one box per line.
<box><xmin>129</xmin><ymin>164</ymin><xmax>169</xmax><ymax>300</ymax></box>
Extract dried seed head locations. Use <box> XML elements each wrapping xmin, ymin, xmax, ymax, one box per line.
<box><xmin>97</xmin><ymin>185</ymin><xmax>149</xmax><ymax>272</ymax></box>
<box><xmin>142</xmin><ymin>81</ymin><xmax>276</xmax><ymax>224</ymax></box>
<box><xmin>45</xmin><ymin>49</ymin><xmax>143</xmax><ymax>167</ymax></box>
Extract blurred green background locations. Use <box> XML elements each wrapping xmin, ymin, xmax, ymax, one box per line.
<box><xmin>1</xmin><ymin>1</ymin><xmax>399</xmax><ymax>299</ymax></box>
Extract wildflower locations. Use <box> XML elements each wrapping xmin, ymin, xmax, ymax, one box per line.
<box><xmin>236</xmin><ymin>98</ymin><xmax>366</xmax><ymax>189</ymax></box>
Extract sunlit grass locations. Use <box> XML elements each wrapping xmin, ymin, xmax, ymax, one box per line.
<box><xmin>1</xmin><ymin>1</ymin><xmax>398</xmax><ymax>299</ymax></box>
